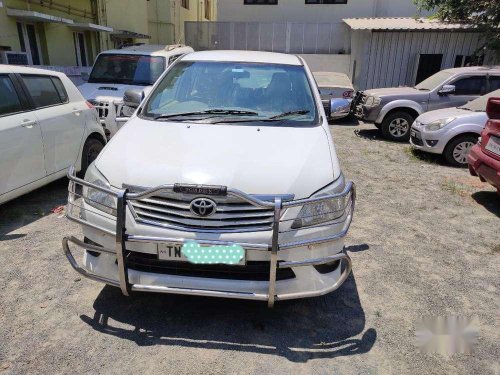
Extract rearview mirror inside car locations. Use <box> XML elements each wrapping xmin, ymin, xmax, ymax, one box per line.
<box><xmin>438</xmin><ymin>84</ymin><xmax>455</xmax><ymax>95</ymax></box>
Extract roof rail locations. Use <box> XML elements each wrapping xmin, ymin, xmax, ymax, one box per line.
<box><xmin>165</xmin><ymin>44</ymin><xmax>185</xmax><ymax>51</ymax></box>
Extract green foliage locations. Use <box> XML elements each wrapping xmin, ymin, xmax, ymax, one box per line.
<box><xmin>414</xmin><ymin>0</ymin><xmax>500</xmax><ymax>54</ymax></box>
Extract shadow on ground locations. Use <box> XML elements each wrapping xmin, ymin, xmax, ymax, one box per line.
<box><xmin>329</xmin><ymin>117</ymin><xmax>361</xmax><ymax>126</ymax></box>
<box><xmin>472</xmin><ymin>191</ymin><xmax>500</xmax><ymax>217</ymax></box>
<box><xmin>353</xmin><ymin>128</ymin><xmax>387</xmax><ymax>142</ymax></box>
<box><xmin>0</xmin><ymin>178</ymin><xmax>68</xmax><ymax>238</ymax></box>
<box><xmin>80</xmin><ymin>273</ymin><xmax>376</xmax><ymax>363</ymax></box>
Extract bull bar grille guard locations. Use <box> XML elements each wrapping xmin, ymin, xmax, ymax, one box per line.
<box><xmin>62</xmin><ymin>166</ymin><xmax>356</xmax><ymax>307</ymax></box>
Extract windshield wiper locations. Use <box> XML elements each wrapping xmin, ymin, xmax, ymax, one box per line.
<box><xmin>153</xmin><ymin>109</ymin><xmax>259</xmax><ymax>120</ymax></box>
<box><xmin>269</xmin><ymin>110</ymin><xmax>310</xmax><ymax>120</ymax></box>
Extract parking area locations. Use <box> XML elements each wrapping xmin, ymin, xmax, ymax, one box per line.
<box><xmin>0</xmin><ymin>121</ymin><xmax>498</xmax><ymax>375</ymax></box>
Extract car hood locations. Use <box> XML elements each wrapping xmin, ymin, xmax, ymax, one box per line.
<box><xmin>95</xmin><ymin>119</ymin><xmax>336</xmax><ymax>199</ymax></box>
<box><xmin>416</xmin><ymin>107</ymin><xmax>486</xmax><ymax>125</ymax></box>
<box><xmin>78</xmin><ymin>82</ymin><xmax>151</xmax><ymax>102</ymax></box>
<box><xmin>363</xmin><ymin>87</ymin><xmax>427</xmax><ymax>98</ymax></box>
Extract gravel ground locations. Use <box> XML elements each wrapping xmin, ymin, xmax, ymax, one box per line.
<box><xmin>0</xmin><ymin>121</ymin><xmax>499</xmax><ymax>375</ymax></box>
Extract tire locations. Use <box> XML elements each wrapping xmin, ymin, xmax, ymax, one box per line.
<box><xmin>80</xmin><ymin>137</ymin><xmax>105</xmax><ymax>177</ymax></box>
<box><xmin>381</xmin><ymin>111</ymin><xmax>415</xmax><ymax>142</ymax></box>
<box><xmin>443</xmin><ymin>135</ymin><xmax>478</xmax><ymax>167</ymax></box>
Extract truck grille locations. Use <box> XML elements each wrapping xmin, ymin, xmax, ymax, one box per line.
<box><xmin>127</xmin><ymin>189</ymin><xmax>275</xmax><ymax>232</ymax></box>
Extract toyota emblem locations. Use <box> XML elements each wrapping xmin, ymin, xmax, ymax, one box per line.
<box><xmin>189</xmin><ymin>197</ymin><xmax>217</xmax><ymax>217</ymax></box>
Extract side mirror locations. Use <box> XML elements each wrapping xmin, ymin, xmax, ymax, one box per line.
<box><xmin>486</xmin><ymin>97</ymin><xmax>500</xmax><ymax>120</ymax></box>
<box><xmin>329</xmin><ymin>98</ymin><xmax>351</xmax><ymax>120</ymax></box>
<box><xmin>80</xmin><ymin>72</ymin><xmax>89</xmax><ymax>82</ymax></box>
<box><xmin>438</xmin><ymin>84</ymin><xmax>455</xmax><ymax>96</ymax></box>
<box><xmin>123</xmin><ymin>89</ymin><xmax>143</xmax><ymax>108</ymax></box>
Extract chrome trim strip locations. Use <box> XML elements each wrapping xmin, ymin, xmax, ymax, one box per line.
<box><xmin>268</xmin><ymin>197</ymin><xmax>281</xmax><ymax>308</ymax></box>
<box><xmin>279</xmin><ymin>252</ymin><xmax>348</xmax><ymax>268</ymax></box>
<box><xmin>126</xmin><ymin>234</ymin><xmax>271</xmax><ymax>250</ymax></box>
<box><xmin>115</xmin><ymin>191</ymin><xmax>129</xmax><ymax>296</ymax></box>
<box><xmin>130</xmin><ymin>284</ymin><xmax>269</xmax><ymax>301</ymax></box>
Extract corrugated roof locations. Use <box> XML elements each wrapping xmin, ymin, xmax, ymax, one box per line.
<box><xmin>343</xmin><ymin>17</ymin><xmax>471</xmax><ymax>31</ymax></box>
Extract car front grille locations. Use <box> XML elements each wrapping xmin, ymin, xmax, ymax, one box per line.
<box><xmin>411</xmin><ymin>129</ymin><xmax>423</xmax><ymax>146</ymax></box>
<box><xmin>126</xmin><ymin>252</ymin><xmax>296</xmax><ymax>281</ymax></box>
<box><xmin>127</xmin><ymin>188</ymin><xmax>276</xmax><ymax>232</ymax></box>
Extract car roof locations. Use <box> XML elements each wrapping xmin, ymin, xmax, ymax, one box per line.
<box><xmin>180</xmin><ymin>50</ymin><xmax>303</xmax><ymax>66</ymax></box>
<box><xmin>98</xmin><ymin>44</ymin><xmax>194</xmax><ymax>57</ymax></box>
<box><xmin>0</xmin><ymin>64</ymin><xmax>67</xmax><ymax>77</ymax></box>
<box><xmin>441</xmin><ymin>66</ymin><xmax>500</xmax><ymax>74</ymax></box>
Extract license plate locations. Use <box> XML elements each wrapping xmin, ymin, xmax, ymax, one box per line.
<box><xmin>485</xmin><ymin>136</ymin><xmax>500</xmax><ymax>156</ymax></box>
<box><xmin>158</xmin><ymin>241</ymin><xmax>246</xmax><ymax>265</ymax></box>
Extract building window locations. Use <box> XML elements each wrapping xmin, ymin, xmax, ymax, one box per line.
<box><xmin>16</xmin><ymin>22</ymin><xmax>42</xmax><ymax>65</ymax></box>
<box><xmin>204</xmin><ymin>0</ymin><xmax>211</xmax><ymax>19</ymax></box>
<box><xmin>305</xmin><ymin>0</ymin><xmax>347</xmax><ymax>4</ymax></box>
<box><xmin>244</xmin><ymin>0</ymin><xmax>278</xmax><ymax>5</ymax></box>
<box><xmin>181</xmin><ymin>0</ymin><xmax>189</xmax><ymax>9</ymax></box>
<box><xmin>73</xmin><ymin>32</ymin><xmax>88</xmax><ymax>67</ymax></box>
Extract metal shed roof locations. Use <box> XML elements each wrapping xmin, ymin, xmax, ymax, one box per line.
<box><xmin>343</xmin><ymin>17</ymin><xmax>471</xmax><ymax>31</ymax></box>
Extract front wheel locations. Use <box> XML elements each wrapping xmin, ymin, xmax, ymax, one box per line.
<box><xmin>443</xmin><ymin>135</ymin><xmax>478</xmax><ymax>167</ymax></box>
<box><xmin>80</xmin><ymin>137</ymin><xmax>105</xmax><ymax>177</ymax></box>
<box><xmin>381</xmin><ymin>112</ymin><xmax>415</xmax><ymax>142</ymax></box>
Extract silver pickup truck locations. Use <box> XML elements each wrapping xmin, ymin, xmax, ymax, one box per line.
<box><xmin>351</xmin><ymin>66</ymin><xmax>500</xmax><ymax>141</ymax></box>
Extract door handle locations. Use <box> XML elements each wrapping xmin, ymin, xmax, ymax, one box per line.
<box><xmin>73</xmin><ymin>108</ymin><xmax>82</xmax><ymax>116</ymax></box>
<box><xmin>21</xmin><ymin>119</ymin><xmax>37</xmax><ymax>128</ymax></box>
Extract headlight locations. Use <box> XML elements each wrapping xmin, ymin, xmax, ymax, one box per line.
<box><xmin>291</xmin><ymin>182</ymin><xmax>351</xmax><ymax>229</ymax></box>
<box><xmin>365</xmin><ymin>96</ymin><xmax>381</xmax><ymax>107</ymax></box>
<box><xmin>83</xmin><ymin>164</ymin><xmax>117</xmax><ymax>216</ymax></box>
<box><xmin>425</xmin><ymin>117</ymin><xmax>456</xmax><ymax>131</ymax></box>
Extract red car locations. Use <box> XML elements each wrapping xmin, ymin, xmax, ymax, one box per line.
<box><xmin>468</xmin><ymin>97</ymin><xmax>500</xmax><ymax>193</ymax></box>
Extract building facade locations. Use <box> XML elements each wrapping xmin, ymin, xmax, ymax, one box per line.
<box><xmin>0</xmin><ymin>0</ymin><xmax>216</xmax><ymax>69</ymax></box>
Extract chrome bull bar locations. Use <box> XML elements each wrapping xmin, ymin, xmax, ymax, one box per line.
<box><xmin>63</xmin><ymin>167</ymin><xmax>355</xmax><ymax>307</ymax></box>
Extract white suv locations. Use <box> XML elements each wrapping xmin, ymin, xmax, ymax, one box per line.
<box><xmin>78</xmin><ymin>44</ymin><xmax>194</xmax><ymax>138</ymax></box>
<box><xmin>63</xmin><ymin>51</ymin><xmax>356</xmax><ymax>307</ymax></box>
<box><xmin>0</xmin><ymin>65</ymin><xmax>105</xmax><ymax>205</ymax></box>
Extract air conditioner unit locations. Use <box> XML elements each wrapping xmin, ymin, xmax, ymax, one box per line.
<box><xmin>0</xmin><ymin>51</ymin><xmax>29</xmax><ymax>65</ymax></box>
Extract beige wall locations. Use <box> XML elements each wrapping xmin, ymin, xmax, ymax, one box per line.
<box><xmin>217</xmin><ymin>0</ymin><xmax>424</xmax><ymax>23</ymax></box>
<box><xmin>0</xmin><ymin>0</ymin><xmax>99</xmax><ymax>66</ymax></box>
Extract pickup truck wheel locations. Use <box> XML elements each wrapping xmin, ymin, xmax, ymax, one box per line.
<box><xmin>381</xmin><ymin>112</ymin><xmax>415</xmax><ymax>142</ymax></box>
<box><xmin>80</xmin><ymin>137</ymin><xmax>104</xmax><ymax>176</ymax></box>
<box><xmin>443</xmin><ymin>135</ymin><xmax>478</xmax><ymax>167</ymax></box>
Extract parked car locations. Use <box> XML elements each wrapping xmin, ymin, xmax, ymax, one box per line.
<box><xmin>468</xmin><ymin>97</ymin><xmax>500</xmax><ymax>193</ymax></box>
<box><xmin>78</xmin><ymin>44</ymin><xmax>194</xmax><ymax>138</ymax></box>
<box><xmin>351</xmin><ymin>66</ymin><xmax>500</xmax><ymax>141</ymax></box>
<box><xmin>0</xmin><ymin>65</ymin><xmax>106</xmax><ymax>205</ymax></box>
<box><xmin>62</xmin><ymin>50</ymin><xmax>356</xmax><ymax>307</ymax></box>
<box><xmin>410</xmin><ymin>89</ymin><xmax>500</xmax><ymax>167</ymax></box>
<box><xmin>313</xmin><ymin>71</ymin><xmax>354</xmax><ymax>119</ymax></box>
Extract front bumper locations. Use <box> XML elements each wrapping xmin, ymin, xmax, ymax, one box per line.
<box><xmin>350</xmin><ymin>92</ymin><xmax>381</xmax><ymax>123</ymax></box>
<box><xmin>63</xmin><ymin>168</ymin><xmax>356</xmax><ymax>307</ymax></box>
<box><xmin>468</xmin><ymin>144</ymin><xmax>500</xmax><ymax>190</ymax></box>
<box><xmin>409</xmin><ymin>124</ymin><xmax>447</xmax><ymax>154</ymax></box>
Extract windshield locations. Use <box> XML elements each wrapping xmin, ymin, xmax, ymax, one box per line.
<box><xmin>415</xmin><ymin>71</ymin><xmax>454</xmax><ymax>91</ymax></box>
<box><xmin>459</xmin><ymin>89</ymin><xmax>500</xmax><ymax>112</ymax></box>
<box><xmin>143</xmin><ymin>61</ymin><xmax>318</xmax><ymax>126</ymax></box>
<box><xmin>88</xmin><ymin>54</ymin><xmax>166</xmax><ymax>85</ymax></box>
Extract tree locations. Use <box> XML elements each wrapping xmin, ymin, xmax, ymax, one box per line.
<box><xmin>414</xmin><ymin>0</ymin><xmax>500</xmax><ymax>56</ymax></box>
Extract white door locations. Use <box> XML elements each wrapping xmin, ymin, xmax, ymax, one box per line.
<box><xmin>20</xmin><ymin>74</ymin><xmax>85</xmax><ymax>175</ymax></box>
<box><xmin>0</xmin><ymin>74</ymin><xmax>45</xmax><ymax>195</ymax></box>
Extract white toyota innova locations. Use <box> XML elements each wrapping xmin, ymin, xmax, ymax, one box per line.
<box><xmin>63</xmin><ymin>51</ymin><xmax>356</xmax><ymax>307</ymax></box>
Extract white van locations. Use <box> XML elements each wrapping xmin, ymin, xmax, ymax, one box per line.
<box><xmin>78</xmin><ymin>44</ymin><xmax>194</xmax><ymax>137</ymax></box>
<box><xmin>63</xmin><ymin>51</ymin><xmax>356</xmax><ymax>307</ymax></box>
